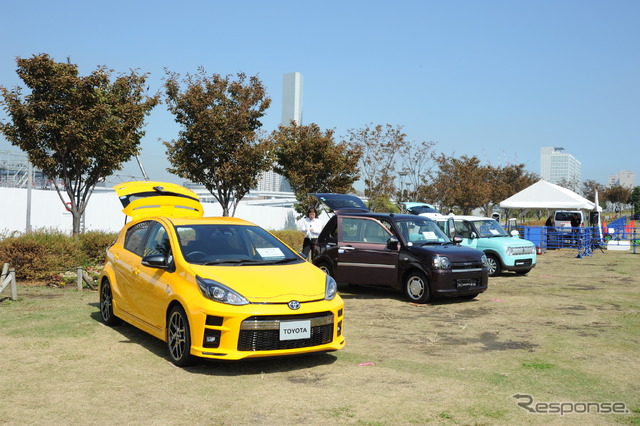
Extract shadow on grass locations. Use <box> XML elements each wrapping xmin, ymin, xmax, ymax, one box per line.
<box><xmin>88</xmin><ymin>302</ymin><xmax>338</xmax><ymax>375</ymax></box>
<box><xmin>337</xmin><ymin>283</ymin><xmax>482</xmax><ymax>306</ymax></box>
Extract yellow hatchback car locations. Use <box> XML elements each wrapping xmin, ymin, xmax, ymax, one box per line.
<box><xmin>99</xmin><ymin>181</ymin><xmax>345</xmax><ymax>366</ymax></box>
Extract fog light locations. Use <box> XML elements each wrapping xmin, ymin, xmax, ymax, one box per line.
<box><xmin>203</xmin><ymin>329</ymin><xmax>221</xmax><ymax>348</ymax></box>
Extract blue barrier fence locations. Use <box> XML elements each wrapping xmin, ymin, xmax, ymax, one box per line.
<box><xmin>519</xmin><ymin>224</ymin><xmax>638</xmax><ymax>257</ymax></box>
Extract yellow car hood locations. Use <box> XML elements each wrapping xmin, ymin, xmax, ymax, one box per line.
<box><xmin>189</xmin><ymin>262</ymin><xmax>327</xmax><ymax>303</ymax></box>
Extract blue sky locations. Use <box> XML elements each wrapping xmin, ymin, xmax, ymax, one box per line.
<box><xmin>1</xmin><ymin>0</ymin><xmax>638</xmax><ymax>189</ymax></box>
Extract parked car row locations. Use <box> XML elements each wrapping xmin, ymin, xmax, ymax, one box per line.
<box><xmin>430</xmin><ymin>215</ymin><xmax>537</xmax><ymax>277</ymax></box>
<box><xmin>405</xmin><ymin>203</ymin><xmax>537</xmax><ymax>277</ymax></box>
<box><xmin>98</xmin><ymin>184</ymin><xmax>534</xmax><ymax>367</ymax></box>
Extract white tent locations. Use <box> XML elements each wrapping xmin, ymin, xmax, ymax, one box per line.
<box><xmin>499</xmin><ymin>180</ymin><xmax>601</xmax><ymax>211</ymax></box>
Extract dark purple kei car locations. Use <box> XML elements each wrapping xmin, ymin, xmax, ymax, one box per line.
<box><xmin>311</xmin><ymin>194</ymin><xmax>489</xmax><ymax>304</ymax></box>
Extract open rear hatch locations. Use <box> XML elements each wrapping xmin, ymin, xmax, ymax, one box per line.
<box><xmin>113</xmin><ymin>181</ymin><xmax>204</xmax><ymax>219</ymax></box>
<box><xmin>312</xmin><ymin>193</ymin><xmax>369</xmax><ymax>213</ymax></box>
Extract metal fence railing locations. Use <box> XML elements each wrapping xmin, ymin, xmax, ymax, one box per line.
<box><xmin>519</xmin><ymin>223</ymin><xmax>638</xmax><ymax>258</ymax></box>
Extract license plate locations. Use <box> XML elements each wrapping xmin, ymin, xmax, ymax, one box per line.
<box><xmin>279</xmin><ymin>320</ymin><xmax>311</xmax><ymax>341</ymax></box>
<box><xmin>457</xmin><ymin>279</ymin><xmax>476</xmax><ymax>289</ymax></box>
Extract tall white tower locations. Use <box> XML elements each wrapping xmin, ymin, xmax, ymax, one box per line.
<box><xmin>282</xmin><ymin>72</ymin><xmax>303</xmax><ymax>125</ymax></box>
<box><xmin>256</xmin><ymin>72</ymin><xmax>303</xmax><ymax>193</ymax></box>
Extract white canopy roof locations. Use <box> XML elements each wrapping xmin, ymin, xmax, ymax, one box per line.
<box><xmin>499</xmin><ymin>180</ymin><xmax>601</xmax><ymax>211</ymax></box>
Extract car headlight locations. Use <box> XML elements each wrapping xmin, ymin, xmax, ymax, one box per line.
<box><xmin>325</xmin><ymin>274</ymin><xmax>338</xmax><ymax>300</ymax></box>
<box><xmin>481</xmin><ymin>254</ymin><xmax>488</xmax><ymax>267</ymax></box>
<box><xmin>196</xmin><ymin>276</ymin><xmax>249</xmax><ymax>305</ymax></box>
<box><xmin>433</xmin><ymin>255</ymin><xmax>451</xmax><ymax>269</ymax></box>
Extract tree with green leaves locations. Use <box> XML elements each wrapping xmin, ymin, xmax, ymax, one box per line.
<box><xmin>0</xmin><ymin>54</ymin><xmax>159</xmax><ymax>235</ymax></box>
<box><xmin>429</xmin><ymin>154</ymin><xmax>490</xmax><ymax>215</ymax></box>
<box><xmin>629</xmin><ymin>186</ymin><xmax>640</xmax><ymax>217</ymax></box>
<box><xmin>347</xmin><ymin>123</ymin><xmax>406</xmax><ymax>212</ymax></box>
<box><xmin>271</xmin><ymin>122</ymin><xmax>362</xmax><ymax>215</ymax></box>
<box><xmin>605</xmin><ymin>184</ymin><xmax>632</xmax><ymax>213</ymax></box>
<box><xmin>163</xmin><ymin>69</ymin><xmax>272</xmax><ymax>217</ymax></box>
<box><xmin>484</xmin><ymin>164</ymin><xmax>538</xmax><ymax>215</ymax></box>
<box><xmin>581</xmin><ymin>179</ymin><xmax>606</xmax><ymax>207</ymax></box>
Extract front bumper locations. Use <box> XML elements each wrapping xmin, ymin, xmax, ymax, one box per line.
<box><xmin>504</xmin><ymin>257</ymin><xmax>536</xmax><ymax>272</ymax></box>
<box><xmin>186</xmin><ymin>297</ymin><xmax>345</xmax><ymax>360</ymax></box>
<box><xmin>430</xmin><ymin>267</ymin><xmax>489</xmax><ymax>297</ymax></box>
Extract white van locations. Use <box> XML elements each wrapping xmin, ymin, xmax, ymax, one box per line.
<box><xmin>553</xmin><ymin>210</ymin><xmax>584</xmax><ymax>229</ymax></box>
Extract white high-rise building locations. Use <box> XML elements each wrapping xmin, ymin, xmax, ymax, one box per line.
<box><xmin>540</xmin><ymin>147</ymin><xmax>581</xmax><ymax>187</ymax></box>
<box><xmin>257</xmin><ymin>72</ymin><xmax>302</xmax><ymax>193</ymax></box>
<box><xmin>282</xmin><ymin>72</ymin><xmax>303</xmax><ymax>125</ymax></box>
<box><xmin>608</xmin><ymin>170</ymin><xmax>635</xmax><ymax>188</ymax></box>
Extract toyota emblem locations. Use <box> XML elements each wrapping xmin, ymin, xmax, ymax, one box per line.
<box><xmin>288</xmin><ymin>300</ymin><xmax>301</xmax><ymax>310</ymax></box>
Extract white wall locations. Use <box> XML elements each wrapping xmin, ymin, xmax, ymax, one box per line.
<box><xmin>0</xmin><ymin>187</ymin><xmax>320</xmax><ymax>235</ymax></box>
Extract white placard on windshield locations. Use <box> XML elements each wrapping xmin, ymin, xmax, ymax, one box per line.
<box><xmin>257</xmin><ymin>247</ymin><xmax>285</xmax><ymax>259</ymax></box>
<box><xmin>490</xmin><ymin>229</ymin><xmax>500</xmax><ymax>235</ymax></box>
<box><xmin>422</xmin><ymin>231</ymin><xmax>437</xmax><ymax>240</ymax></box>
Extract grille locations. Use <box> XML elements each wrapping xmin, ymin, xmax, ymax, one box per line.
<box><xmin>451</xmin><ymin>261</ymin><xmax>483</xmax><ymax>270</ymax></box>
<box><xmin>509</xmin><ymin>246</ymin><xmax>536</xmax><ymax>255</ymax></box>
<box><xmin>238</xmin><ymin>312</ymin><xmax>334</xmax><ymax>351</ymax></box>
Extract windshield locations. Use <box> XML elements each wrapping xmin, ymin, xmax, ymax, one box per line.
<box><xmin>555</xmin><ymin>211</ymin><xmax>579</xmax><ymax>222</ymax></box>
<box><xmin>395</xmin><ymin>218</ymin><xmax>450</xmax><ymax>245</ymax></box>
<box><xmin>471</xmin><ymin>219</ymin><xmax>509</xmax><ymax>238</ymax></box>
<box><xmin>175</xmin><ymin>224</ymin><xmax>302</xmax><ymax>265</ymax></box>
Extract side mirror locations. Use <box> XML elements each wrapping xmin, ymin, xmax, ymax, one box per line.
<box><xmin>387</xmin><ymin>236</ymin><xmax>399</xmax><ymax>249</ymax></box>
<box><xmin>447</xmin><ymin>217</ymin><xmax>456</xmax><ymax>239</ymax></box>
<box><xmin>452</xmin><ymin>235</ymin><xmax>463</xmax><ymax>245</ymax></box>
<box><xmin>142</xmin><ymin>253</ymin><xmax>170</xmax><ymax>270</ymax></box>
<box><xmin>510</xmin><ymin>230</ymin><xmax>520</xmax><ymax>238</ymax></box>
<box><xmin>470</xmin><ymin>232</ymin><xmax>477</xmax><ymax>239</ymax></box>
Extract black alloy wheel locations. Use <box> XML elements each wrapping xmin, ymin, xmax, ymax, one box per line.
<box><xmin>100</xmin><ymin>280</ymin><xmax>122</xmax><ymax>326</ymax></box>
<box><xmin>167</xmin><ymin>305</ymin><xmax>196</xmax><ymax>367</ymax></box>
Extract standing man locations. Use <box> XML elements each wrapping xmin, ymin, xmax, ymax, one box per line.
<box><xmin>301</xmin><ymin>208</ymin><xmax>322</xmax><ymax>260</ymax></box>
<box><xmin>570</xmin><ymin>213</ymin><xmax>581</xmax><ymax>247</ymax></box>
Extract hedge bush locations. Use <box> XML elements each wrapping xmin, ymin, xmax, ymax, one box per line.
<box><xmin>78</xmin><ymin>231</ymin><xmax>117</xmax><ymax>264</ymax></box>
<box><xmin>0</xmin><ymin>230</ymin><xmax>115</xmax><ymax>282</ymax></box>
<box><xmin>270</xmin><ymin>230</ymin><xmax>305</xmax><ymax>252</ymax></box>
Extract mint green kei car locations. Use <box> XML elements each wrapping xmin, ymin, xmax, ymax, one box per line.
<box><xmin>433</xmin><ymin>215</ymin><xmax>537</xmax><ymax>277</ymax></box>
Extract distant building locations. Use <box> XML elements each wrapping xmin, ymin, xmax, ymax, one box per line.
<box><xmin>256</xmin><ymin>72</ymin><xmax>302</xmax><ymax>193</ymax></box>
<box><xmin>282</xmin><ymin>72</ymin><xmax>303</xmax><ymax>126</ymax></box>
<box><xmin>256</xmin><ymin>169</ymin><xmax>291</xmax><ymax>192</ymax></box>
<box><xmin>540</xmin><ymin>147</ymin><xmax>581</xmax><ymax>187</ymax></box>
<box><xmin>608</xmin><ymin>170</ymin><xmax>635</xmax><ymax>188</ymax></box>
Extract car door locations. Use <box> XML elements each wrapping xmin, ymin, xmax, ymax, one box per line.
<box><xmin>112</xmin><ymin>220</ymin><xmax>154</xmax><ymax>317</ymax></box>
<box><xmin>335</xmin><ymin>216</ymin><xmax>399</xmax><ymax>287</ymax></box>
<box><xmin>456</xmin><ymin>220</ymin><xmax>479</xmax><ymax>249</ymax></box>
<box><xmin>129</xmin><ymin>221</ymin><xmax>175</xmax><ymax>331</ymax></box>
